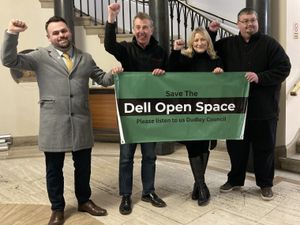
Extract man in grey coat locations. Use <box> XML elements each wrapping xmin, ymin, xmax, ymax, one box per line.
<box><xmin>1</xmin><ymin>16</ymin><xmax>123</xmax><ymax>225</ymax></box>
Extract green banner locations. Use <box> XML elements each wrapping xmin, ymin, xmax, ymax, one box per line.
<box><xmin>114</xmin><ymin>72</ymin><xmax>249</xmax><ymax>144</ymax></box>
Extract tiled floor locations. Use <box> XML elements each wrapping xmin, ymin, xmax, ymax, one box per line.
<box><xmin>0</xmin><ymin>142</ymin><xmax>300</xmax><ymax>225</ymax></box>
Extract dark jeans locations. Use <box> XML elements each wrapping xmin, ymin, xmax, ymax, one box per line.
<box><xmin>44</xmin><ymin>148</ymin><xmax>92</xmax><ymax>211</ymax></box>
<box><xmin>119</xmin><ymin>143</ymin><xmax>156</xmax><ymax>196</ymax></box>
<box><xmin>226</xmin><ymin>119</ymin><xmax>277</xmax><ymax>187</ymax></box>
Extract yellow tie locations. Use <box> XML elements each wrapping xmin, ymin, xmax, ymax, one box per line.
<box><xmin>63</xmin><ymin>52</ymin><xmax>73</xmax><ymax>73</ymax></box>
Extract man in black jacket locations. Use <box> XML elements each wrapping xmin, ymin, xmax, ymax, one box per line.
<box><xmin>104</xmin><ymin>3</ymin><xmax>167</xmax><ymax>215</ymax></box>
<box><xmin>209</xmin><ymin>8</ymin><xmax>291</xmax><ymax>200</ymax></box>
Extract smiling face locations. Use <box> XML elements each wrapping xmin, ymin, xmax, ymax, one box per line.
<box><xmin>192</xmin><ymin>33</ymin><xmax>208</xmax><ymax>54</ymax></box>
<box><xmin>46</xmin><ymin>21</ymin><xmax>72</xmax><ymax>51</ymax></box>
<box><xmin>237</xmin><ymin>12</ymin><xmax>259</xmax><ymax>41</ymax></box>
<box><xmin>132</xmin><ymin>17</ymin><xmax>153</xmax><ymax>49</ymax></box>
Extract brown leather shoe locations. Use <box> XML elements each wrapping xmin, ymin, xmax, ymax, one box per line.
<box><xmin>78</xmin><ymin>200</ymin><xmax>107</xmax><ymax>216</ymax></box>
<box><xmin>48</xmin><ymin>210</ymin><xmax>64</xmax><ymax>225</ymax></box>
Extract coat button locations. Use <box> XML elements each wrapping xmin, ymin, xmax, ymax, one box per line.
<box><xmin>70</xmin><ymin>113</ymin><xmax>74</xmax><ymax>116</ymax></box>
<box><xmin>70</xmin><ymin>94</ymin><xmax>73</xmax><ymax>98</ymax></box>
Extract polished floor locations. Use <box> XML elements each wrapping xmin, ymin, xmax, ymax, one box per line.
<box><xmin>0</xmin><ymin>142</ymin><xmax>300</xmax><ymax>225</ymax></box>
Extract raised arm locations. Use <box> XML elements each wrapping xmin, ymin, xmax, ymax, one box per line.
<box><xmin>107</xmin><ymin>3</ymin><xmax>120</xmax><ymax>23</ymax></box>
<box><xmin>104</xmin><ymin>3</ymin><xmax>128</xmax><ymax>63</ymax></box>
<box><xmin>1</xmin><ymin>19</ymin><xmax>36</xmax><ymax>71</ymax></box>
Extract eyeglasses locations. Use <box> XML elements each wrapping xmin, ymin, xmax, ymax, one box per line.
<box><xmin>238</xmin><ymin>18</ymin><xmax>257</xmax><ymax>24</ymax></box>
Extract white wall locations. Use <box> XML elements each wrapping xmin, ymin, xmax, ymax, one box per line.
<box><xmin>74</xmin><ymin>27</ymin><xmax>120</xmax><ymax>76</ymax></box>
<box><xmin>0</xmin><ymin>0</ymin><xmax>52</xmax><ymax>137</ymax></box>
<box><xmin>285</xmin><ymin>0</ymin><xmax>300</xmax><ymax>145</ymax></box>
<box><xmin>187</xmin><ymin>0</ymin><xmax>245</xmax><ymax>22</ymax></box>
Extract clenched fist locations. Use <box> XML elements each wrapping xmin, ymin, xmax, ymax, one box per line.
<box><xmin>108</xmin><ymin>3</ymin><xmax>120</xmax><ymax>23</ymax></box>
<box><xmin>8</xmin><ymin>19</ymin><xmax>28</xmax><ymax>34</ymax></box>
<box><xmin>173</xmin><ymin>39</ymin><xmax>185</xmax><ymax>50</ymax></box>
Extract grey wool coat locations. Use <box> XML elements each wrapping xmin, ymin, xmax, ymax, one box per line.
<box><xmin>1</xmin><ymin>32</ymin><xmax>114</xmax><ymax>152</ymax></box>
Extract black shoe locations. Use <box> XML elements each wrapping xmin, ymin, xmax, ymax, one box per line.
<box><xmin>141</xmin><ymin>193</ymin><xmax>166</xmax><ymax>207</ymax></box>
<box><xmin>119</xmin><ymin>196</ymin><xmax>132</xmax><ymax>215</ymax></box>
<box><xmin>220</xmin><ymin>181</ymin><xmax>241</xmax><ymax>193</ymax></box>
<box><xmin>261</xmin><ymin>187</ymin><xmax>274</xmax><ymax>201</ymax></box>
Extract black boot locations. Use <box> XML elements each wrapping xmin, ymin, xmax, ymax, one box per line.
<box><xmin>191</xmin><ymin>182</ymin><xmax>199</xmax><ymax>200</ymax></box>
<box><xmin>202</xmin><ymin>152</ymin><xmax>210</xmax><ymax>200</ymax></box>
<box><xmin>189</xmin><ymin>152</ymin><xmax>210</xmax><ymax>206</ymax></box>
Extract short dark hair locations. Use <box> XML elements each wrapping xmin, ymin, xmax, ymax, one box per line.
<box><xmin>237</xmin><ymin>8</ymin><xmax>258</xmax><ymax>20</ymax></box>
<box><xmin>45</xmin><ymin>16</ymin><xmax>68</xmax><ymax>31</ymax></box>
<box><xmin>133</xmin><ymin>12</ymin><xmax>153</xmax><ymax>27</ymax></box>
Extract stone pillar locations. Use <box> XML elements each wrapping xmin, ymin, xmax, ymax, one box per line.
<box><xmin>54</xmin><ymin>0</ymin><xmax>75</xmax><ymax>41</ymax></box>
<box><xmin>149</xmin><ymin>0</ymin><xmax>174</xmax><ymax>155</ymax></box>
<box><xmin>149</xmin><ymin>0</ymin><xmax>170</xmax><ymax>53</ymax></box>
<box><xmin>246</xmin><ymin>0</ymin><xmax>271</xmax><ymax>34</ymax></box>
<box><xmin>246</xmin><ymin>0</ymin><xmax>271</xmax><ymax>172</ymax></box>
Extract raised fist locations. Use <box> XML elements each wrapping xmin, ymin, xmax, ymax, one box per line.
<box><xmin>173</xmin><ymin>39</ymin><xmax>185</xmax><ymax>50</ymax></box>
<box><xmin>208</xmin><ymin>20</ymin><xmax>220</xmax><ymax>32</ymax></box>
<box><xmin>108</xmin><ymin>3</ymin><xmax>120</xmax><ymax>23</ymax></box>
<box><xmin>8</xmin><ymin>19</ymin><xmax>28</xmax><ymax>33</ymax></box>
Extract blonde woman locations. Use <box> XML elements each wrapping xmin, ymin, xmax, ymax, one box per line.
<box><xmin>168</xmin><ymin>27</ymin><xmax>223</xmax><ymax>206</ymax></box>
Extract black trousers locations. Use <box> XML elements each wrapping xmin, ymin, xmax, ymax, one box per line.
<box><xmin>44</xmin><ymin>148</ymin><xmax>92</xmax><ymax>211</ymax></box>
<box><xmin>226</xmin><ymin>119</ymin><xmax>277</xmax><ymax>188</ymax></box>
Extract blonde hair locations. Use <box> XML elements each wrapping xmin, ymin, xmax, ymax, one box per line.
<box><xmin>181</xmin><ymin>27</ymin><xmax>218</xmax><ymax>59</ymax></box>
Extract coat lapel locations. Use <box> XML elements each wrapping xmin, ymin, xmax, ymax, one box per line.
<box><xmin>72</xmin><ymin>47</ymin><xmax>83</xmax><ymax>73</ymax></box>
<box><xmin>46</xmin><ymin>45</ymin><xmax>71</xmax><ymax>75</ymax></box>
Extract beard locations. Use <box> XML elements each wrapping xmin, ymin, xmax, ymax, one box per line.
<box><xmin>54</xmin><ymin>38</ymin><xmax>72</xmax><ymax>51</ymax></box>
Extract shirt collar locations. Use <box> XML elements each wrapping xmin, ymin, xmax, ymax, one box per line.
<box><xmin>56</xmin><ymin>47</ymin><xmax>74</xmax><ymax>58</ymax></box>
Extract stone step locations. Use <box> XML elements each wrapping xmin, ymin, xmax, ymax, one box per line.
<box><xmin>39</xmin><ymin>0</ymin><xmax>132</xmax><ymax>41</ymax></box>
<box><xmin>279</xmin><ymin>153</ymin><xmax>300</xmax><ymax>173</ymax></box>
<box><xmin>74</xmin><ymin>15</ymin><xmax>92</xmax><ymax>26</ymax></box>
<box><xmin>39</xmin><ymin>0</ymin><xmax>54</xmax><ymax>8</ymax></box>
<box><xmin>98</xmin><ymin>33</ymin><xmax>133</xmax><ymax>43</ymax></box>
<box><xmin>83</xmin><ymin>24</ymin><xmax>106</xmax><ymax>35</ymax></box>
<box><xmin>296</xmin><ymin>140</ymin><xmax>300</xmax><ymax>153</ymax></box>
<box><xmin>0</xmin><ymin>145</ymin><xmax>41</xmax><ymax>160</ymax></box>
